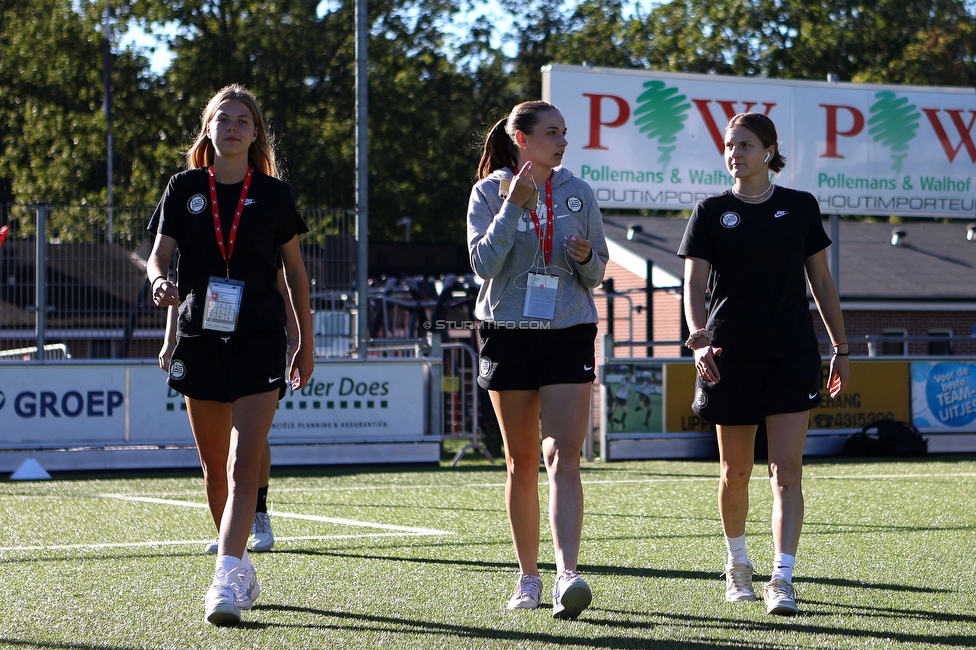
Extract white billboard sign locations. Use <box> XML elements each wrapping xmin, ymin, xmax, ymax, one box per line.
<box><xmin>267</xmin><ymin>361</ymin><xmax>427</xmax><ymax>440</ymax></box>
<box><xmin>0</xmin><ymin>364</ymin><xmax>129</xmax><ymax>444</ymax></box>
<box><xmin>0</xmin><ymin>360</ymin><xmax>429</xmax><ymax>447</ymax></box>
<box><xmin>544</xmin><ymin>65</ymin><xmax>976</xmax><ymax>218</ymax></box>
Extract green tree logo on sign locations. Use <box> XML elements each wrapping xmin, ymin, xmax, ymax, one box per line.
<box><xmin>633</xmin><ymin>80</ymin><xmax>690</xmax><ymax>169</ymax></box>
<box><xmin>868</xmin><ymin>91</ymin><xmax>921</xmax><ymax>173</ymax></box>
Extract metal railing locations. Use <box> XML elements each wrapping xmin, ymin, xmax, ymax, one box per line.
<box><xmin>863</xmin><ymin>334</ymin><xmax>976</xmax><ymax>357</ymax></box>
<box><xmin>0</xmin><ymin>203</ymin><xmax>497</xmax><ymax>463</ymax></box>
<box><xmin>441</xmin><ymin>341</ymin><xmax>491</xmax><ymax>466</ymax></box>
<box><xmin>0</xmin><ymin>203</ymin><xmax>357</xmax><ymax>360</ymax></box>
<box><xmin>359</xmin><ymin>336</ymin><xmax>490</xmax><ymax>462</ymax></box>
<box><xmin>0</xmin><ymin>343</ymin><xmax>72</xmax><ymax>360</ymax></box>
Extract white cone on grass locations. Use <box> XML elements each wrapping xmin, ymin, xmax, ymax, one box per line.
<box><xmin>10</xmin><ymin>458</ymin><xmax>51</xmax><ymax>480</ymax></box>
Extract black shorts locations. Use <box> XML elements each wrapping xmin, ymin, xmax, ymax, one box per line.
<box><xmin>692</xmin><ymin>349</ymin><xmax>823</xmax><ymax>425</ymax></box>
<box><xmin>168</xmin><ymin>330</ymin><xmax>287</xmax><ymax>403</ymax></box>
<box><xmin>477</xmin><ymin>323</ymin><xmax>597</xmax><ymax>391</ymax></box>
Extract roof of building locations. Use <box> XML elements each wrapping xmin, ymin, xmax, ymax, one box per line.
<box><xmin>603</xmin><ymin>215</ymin><xmax>976</xmax><ymax>304</ymax></box>
<box><xmin>0</xmin><ymin>240</ymin><xmax>147</xmax><ymax>303</ymax></box>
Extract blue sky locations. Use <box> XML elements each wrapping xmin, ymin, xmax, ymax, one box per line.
<box><xmin>119</xmin><ymin>0</ymin><xmax>517</xmax><ymax>76</ymax></box>
<box><xmin>118</xmin><ymin>21</ymin><xmax>179</xmax><ymax>74</ymax></box>
<box><xmin>119</xmin><ymin>1</ymin><xmax>654</xmax><ymax>76</ymax></box>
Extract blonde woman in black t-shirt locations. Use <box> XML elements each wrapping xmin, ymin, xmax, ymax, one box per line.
<box><xmin>678</xmin><ymin>113</ymin><xmax>849</xmax><ymax>616</ymax></box>
<box><xmin>146</xmin><ymin>84</ymin><xmax>314</xmax><ymax>626</ymax></box>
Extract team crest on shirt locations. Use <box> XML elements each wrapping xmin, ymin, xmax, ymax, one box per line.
<box><xmin>187</xmin><ymin>194</ymin><xmax>208</xmax><ymax>214</ymax></box>
<box><xmin>720</xmin><ymin>212</ymin><xmax>741</xmax><ymax>228</ymax></box>
<box><xmin>566</xmin><ymin>196</ymin><xmax>583</xmax><ymax>213</ymax></box>
<box><xmin>479</xmin><ymin>357</ymin><xmax>492</xmax><ymax>377</ymax></box>
<box><xmin>694</xmin><ymin>388</ymin><xmax>707</xmax><ymax>408</ymax></box>
<box><xmin>170</xmin><ymin>359</ymin><xmax>186</xmax><ymax>380</ymax></box>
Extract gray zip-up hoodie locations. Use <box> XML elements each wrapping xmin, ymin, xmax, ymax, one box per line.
<box><xmin>467</xmin><ymin>166</ymin><xmax>609</xmax><ymax>329</ymax></box>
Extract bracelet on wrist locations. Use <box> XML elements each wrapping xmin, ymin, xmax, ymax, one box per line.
<box><xmin>684</xmin><ymin>328</ymin><xmax>715</xmax><ymax>350</ymax></box>
<box><xmin>833</xmin><ymin>351</ymin><xmax>850</xmax><ymax>356</ymax></box>
<box><xmin>151</xmin><ymin>275</ymin><xmax>167</xmax><ymax>290</ymax></box>
<box><xmin>832</xmin><ymin>341</ymin><xmax>848</xmax><ymax>348</ymax></box>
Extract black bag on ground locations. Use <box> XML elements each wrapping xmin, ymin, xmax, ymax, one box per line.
<box><xmin>843</xmin><ymin>420</ymin><xmax>928</xmax><ymax>457</ymax></box>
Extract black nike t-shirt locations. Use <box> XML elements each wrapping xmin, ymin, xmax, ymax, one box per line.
<box><xmin>148</xmin><ymin>168</ymin><xmax>308</xmax><ymax>336</ymax></box>
<box><xmin>677</xmin><ymin>187</ymin><xmax>831</xmax><ymax>360</ymax></box>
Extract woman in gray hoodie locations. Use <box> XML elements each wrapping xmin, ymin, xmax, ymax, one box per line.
<box><xmin>467</xmin><ymin>100</ymin><xmax>608</xmax><ymax>619</ymax></box>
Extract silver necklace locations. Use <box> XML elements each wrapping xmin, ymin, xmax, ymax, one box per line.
<box><xmin>732</xmin><ymin>183</ymin><xmax>774</xmax><ymax>203</ymax></box>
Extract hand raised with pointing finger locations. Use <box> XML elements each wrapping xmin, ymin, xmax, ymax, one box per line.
<box><xmin>508</xmin><ymin>161</ymin><xmax>539</xmax><ymax>209</ymax></box>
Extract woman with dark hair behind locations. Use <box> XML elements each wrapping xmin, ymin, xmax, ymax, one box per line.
<box><xmin>678</xmin><ymin>112</ymin><xmax>849</xmax><ymax>616</ymax></box>
<box><xmin>468</xmin><ymin>101</ymin><xmax>609</xmax><ymax>619</ymax></box>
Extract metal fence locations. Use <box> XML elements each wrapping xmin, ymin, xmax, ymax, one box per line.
<box><xmin>0</xmin><ymin>204</ymin><xmax>495</xmax><ymax>450</ymax></box>
<box><xmin>359</xmin><ymin>337</ymin><xmax>492</xmax><ymax>465</ymax></box>
<box><xmin>0</xmin><ymin>203</ymin><xmax>357</xmax><ymax>360</ymax></box>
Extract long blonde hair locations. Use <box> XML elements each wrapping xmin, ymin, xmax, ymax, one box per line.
<box><xmin>184</xmin><ymin>84</ymin><xmax>278</xmax><ymax>177</ymax></box>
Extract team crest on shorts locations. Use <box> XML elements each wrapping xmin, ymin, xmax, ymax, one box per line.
<box><xmin>566</xmin><ymin>196</ymin><xmax>583</xmax><ymax>213</ymax></box>
<box><xmin>187</xmin><ymin>194</ymin><xmax>208</xmax><ymax>214</ymax></box>
<box><xmin>479</xmin><ymin>357</ymin><xmax>492</xmax><ymax>377</ymax></box>
<box><xmin>170</xmin><ymin>359</ymin><xmax>186</xmax><ymax>380</ymax></box>
<box><xmin>694</xmin><ymin>388</ymin><xmax>707</xmax><ymax>408</ymax></box>
<box><xmin>720</xmin><ymin>212</ymin><xmax>740</xmax><ymax>228</ymax></box>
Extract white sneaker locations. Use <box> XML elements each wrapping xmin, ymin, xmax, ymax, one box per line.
<box><xmin>250</xmin><ymin>512</ymin><xmax>275</xmax><ymax>552</ymax></box>
<box><xmin>234</xmin><ymin>563</ymin><xmax>261</xmax><ymax>610</ymax></box>
<box><xmin>204</xmin><ymin>538</ymin><xmax>218</xmax><ymax>554</ymax></box>
<box><xmin>723</xmin><ymin>561</ymin><xmax>757</xmax><ymax>602</ymax></box>
<box><xmin>552</xmin><ymin>570</ymin><xmax>592</xmax><ymax>620</ymax></box>
<box><xmin>506</xmin><ymin>574</ymin><xmax>542</xmax><ymax>610</ymax></box>
<box><xmin>204</xmin><ymin>579</ymin><xmax>241</xmax><ymax>626</ymax></box>
<box><xmin>762</xmin><ymin>578</ymin><xmax>799</xmax><ymax>616</ymax></box>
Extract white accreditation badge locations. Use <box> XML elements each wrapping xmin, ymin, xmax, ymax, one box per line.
<box><xmin>522</xmin><ymin>272</ymin><xmax>558</xmax><ymax>320</ymax></box>
<box><xmin>202</xmin><ymin>276</ymin><xmax>245</xmax><ymax>332</ymax></box>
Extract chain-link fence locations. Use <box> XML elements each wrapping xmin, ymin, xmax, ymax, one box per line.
<box><xmin>0</xmin><ymin>203</ymin><xmax>357</xmax><ymax>359</ymax></box>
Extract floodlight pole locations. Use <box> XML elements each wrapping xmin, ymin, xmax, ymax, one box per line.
<box><xmin>354</xmin><ymin>0</ymin><xmax>368</xmax><ymax>359</ymax></box>
<box><xmin>103</xmin><ymin>0</ymin><xmax>114</xmax><ymax>242</ymax></box>
<box><xmin>35</xmin><ymin>204</ymin><xmax>47</xmax><ymax>361</ymax></box>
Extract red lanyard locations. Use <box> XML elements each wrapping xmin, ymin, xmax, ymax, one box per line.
<box><xmin>529</xmin><ymin>174</ymin><xmax>554</xmax><ymax>265</ymax></box>
<box><xmin>208</xmin><ymin>165</ymin><xmax>252</xmax><ymax>279</ymax></box>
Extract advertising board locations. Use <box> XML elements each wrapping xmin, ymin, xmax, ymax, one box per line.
<box><xmin>544</xmin><ymin>65</ymin><xmax>976</xmax><ymax>217</ymax></box>
<box><xmin>0</xmin><ymin>360</ymin><xmax>429</xmax><ymax>447</ymax></box>
<box><xmin>609</xmin><ymin>359</ymin><xmax>910</xmax><ymax>434</ymax></box>
<box><xmin>911</xmin><ymin>361</ymin><xmax>976</xmax><ymax>430</ymax></box>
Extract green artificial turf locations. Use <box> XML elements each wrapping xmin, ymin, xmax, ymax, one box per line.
<box><xmin>0</xmin><ymin>456</ymin><xmax>974</xmax><ymax>649</ymax></box>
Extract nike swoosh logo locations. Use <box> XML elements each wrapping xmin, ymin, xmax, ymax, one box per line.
<box><xmin>269</xmin><ymin>377</ymin><xmax>282</xmax><ymax>383</ymax></box>
<box><xmin>808</xmin><ymin>392</ymin><xmax>819</xmax><ymax>400</ymax></box>
<box><xmin>245</xmin><ymin>198</ymin><xmax>257</xmax><ymax>205</ymax></box>
<box><xmin>583</xmin><ymin>365</ymin><xmax>593</xmax><ymax>371</ymax></box>
<box><xmin>774</xmin><ymin>211</ymin><xmax>788</xmax><ymax>218</ymax></box>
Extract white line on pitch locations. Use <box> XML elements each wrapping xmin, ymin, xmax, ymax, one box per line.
<box><xmin>0</xmin><ymin>532</ymin><xmax>446</xmax><ymax>553</ymax></box>
<box><xmin>97</xmin><ymin>494</ymin><xmax>454</xmax><ymax>536</ymax></box>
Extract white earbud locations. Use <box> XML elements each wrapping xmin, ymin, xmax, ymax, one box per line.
<box><xmin>763</xmin><ymin>152</ymin><xmax>772</xmax><ymax>164</ymax></box>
